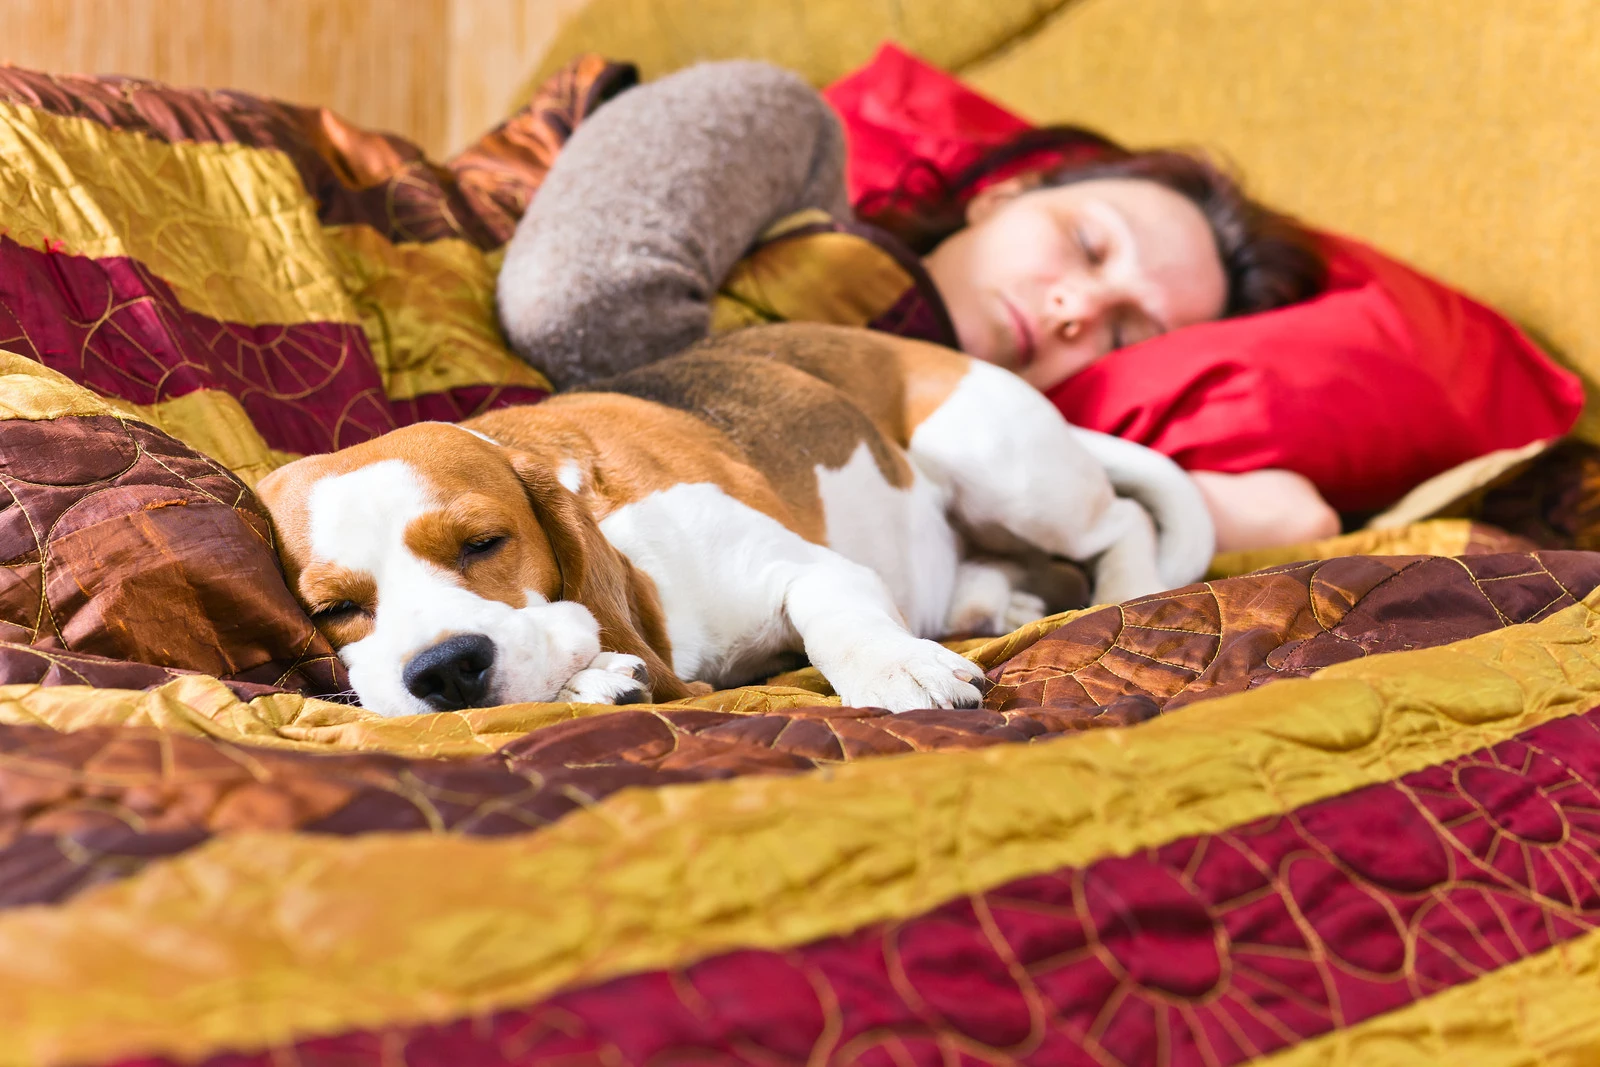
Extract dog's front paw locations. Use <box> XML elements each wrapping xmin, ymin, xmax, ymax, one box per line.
<box><xmin>556</xmin><ymin>652</ymin><xmax>650</xmax><ymax>705</ymax></box>
<box><xmin>828</xmin><ymin>637</ymin><xmax>987</xmax><ymax>713</ymax></box>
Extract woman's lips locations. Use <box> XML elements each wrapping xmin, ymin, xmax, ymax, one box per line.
<box><xmin>1001</xmin><ymin>297</ymin><xmax>1036</xmax><ymax>368</ymax></box>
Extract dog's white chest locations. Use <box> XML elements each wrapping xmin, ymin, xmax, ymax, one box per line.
<box><xmin>812</xmin><ymin>443</ymin><xmax>957</xmax><ymax>637</ymax></box>
<box><xmin>598</xmin><ymin>451</ymin><xmax>960</xmax><ymax>686</ymax></box>
<box><xmin>598</xmin><ymin>484</ymin><xmax>806</xmax><ymax>684</ymax></box>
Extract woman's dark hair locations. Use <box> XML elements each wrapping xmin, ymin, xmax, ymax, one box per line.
<box><xmin>857</xmin><ymin>126</ymin><xmax>1328</xmax><ymax>317</ymax></box>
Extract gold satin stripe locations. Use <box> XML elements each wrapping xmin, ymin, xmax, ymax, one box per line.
<box><xmin>1256</xmin><ymin>928</ymin><xmax>1600</xmax><ymax>1067</ymax></box>
<box><xmin>963</xmin><ymin>605</ymin><xmax>1098</xmax><ymax>669</ymax></box>
<box><xmin>0</xmin><ymin>102</ymin><xmax>359</xmax><ymax>327</ymax></box>
<box><xmin>0</xmin><ymin>631</ymin><xmax>1000</xmax><ymax>758</ymax></box>
<box><xmin>0</xmin><ymin>350</ymin><xmax>120</xmax><ymax>421</ymax></box>
<box><xmin>0</xmin><ymin>674</ymin><xmax>628</xmax><ymax>759</ymax></box>
<box><xmin>0</xmin><ymin>354</ymin><xmax>291</xmax><ymax>485</ymax></box>
<box><xmin>1367</xmin><ymin>439</ymin><xmax>1555</xmax><ymax>531</ymax></box>
<box><xmin>321</xmin><ymin>226</ymin><xmax>550</xmax><ymax>401</ymax></box>
<box><xmin>711</xmin><ymin>228</ymin><xmax>915</xmax><ymax>335</ymax></box>
<box><xmin>98</xmin><ymin>390</ymin><xmax>298</xmax><ymax>488</ymax></box>
<box><xmin>755</xmin><ymin>207</ymin><xmax>836</xmax><ymax>238</ymax></box>
<box><xmin>1208</xmin><ymin>518</ymin><xmax>1485</xmax><ymax>579</ymax></box>
<box><xmin>7</xmin><ymin>596</ymin><xmax>1600</xmax><ymax>1066</ymax></box>
<box><xmin>0</xmin><ymin>674</ymin><xmax>848</xmax><ymax>759</ymax></box>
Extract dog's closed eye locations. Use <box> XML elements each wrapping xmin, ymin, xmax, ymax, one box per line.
<box><xmin>459</xmin><ymin>535</ymin><xmax>506</xmax><ymax>568</ymax></box>
<box><xmin>312</xmin><ymin>599</ymin><xmax>365</xmax><ymax>621</ymax></box>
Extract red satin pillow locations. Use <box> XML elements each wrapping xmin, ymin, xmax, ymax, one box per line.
<box><xmin>823</xmin><ymin>44</ymin><xmax>1032</xmax><ymax>205</ymax></box>
<box><xmin>824</xmin><ymin>45</ymin><xmax>1585</xmax><ymax>511</ymax></box>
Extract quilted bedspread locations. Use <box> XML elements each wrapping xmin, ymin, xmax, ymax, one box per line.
<box><xmin>8</xmin><ymin>55</ymin><xmax>1600</xmax><ymax>1067</ymax></box>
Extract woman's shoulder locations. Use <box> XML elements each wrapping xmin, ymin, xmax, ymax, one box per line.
<box><xmin>579</xmin><ymin>59</ymin><xmax>842</xmax><ymax>162</ymax></box>
<box><xmin>496</xmin><ymin>59</ymin><xmax>852</xmax><ymax>387</ymax></box>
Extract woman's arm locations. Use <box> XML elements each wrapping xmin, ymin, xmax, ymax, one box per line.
<box><xmin>1190</xmin><ymin>469</ymin><xmax>1342</xmax><ymax>553</ymax></box>
<box><xmin>496</xmin><ymin>61</ymin><xmax>850</xmax><ymax>388</ymax></box>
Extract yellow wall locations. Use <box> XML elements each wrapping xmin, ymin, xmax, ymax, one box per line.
<box><xmin>0</xmin><ymin>0</ymin><xmax>582</xmax><ymax>156</ymax></box>
<box><xmin>443</xmin><ymin>0</ymin><xmax>594</xmax><ymax>152</ymax></box>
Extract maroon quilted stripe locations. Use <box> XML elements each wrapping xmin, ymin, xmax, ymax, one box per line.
<box><xmin>392</xmin><ymin>384</ymin><xmax>551</xmax><ymax>426</ymax></box>
<box><xmin>0</xmin><ymin>237</ymin><xmax>397</xmax><ymax>455</ymax></box>
<box><xmin>120</xmin><ymin>704</ymin><xmax>1600</xmax><ymax>1067</ymax></box>
<box><xmin>0</xmin><ymin>239</ymin><xmax>544</xmax><ymax>453</ymax></box>
<box><xmin>0</xmin><ymin>723</ymin><xmax>592</xmax><ymax>909</ymax></box>
<box><xmin>0</xmin><ymin>641</ymin><xmax>310</xmax><ymax>700</ymax></box>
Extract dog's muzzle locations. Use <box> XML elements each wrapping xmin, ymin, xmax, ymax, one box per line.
<box><xmin>403</xmin><ymin>633</ymin><xmax>496</xmax><ymax>711</ymax></box>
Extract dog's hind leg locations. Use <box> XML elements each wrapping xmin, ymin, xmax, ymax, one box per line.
<box><xmin>904</xmin><ymin>358</ymin><xmax>1214</xmax><ymax>603</ymax></box>
<box><xmin>945</xmin><ymin>558</ymin><xmax>1047</xmax><ymax>636</ymax></box>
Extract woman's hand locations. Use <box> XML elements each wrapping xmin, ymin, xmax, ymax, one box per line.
<box><xmin>1189</xmin><ymin>469</ymin><xmax>1341</xmax><ymax>554</ymax></box>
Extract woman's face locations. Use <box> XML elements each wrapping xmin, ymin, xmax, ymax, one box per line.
<box><xmin>923</xmin><ymin>176</ymin><xmax>1228</xmax><ymax>389</ymax></box>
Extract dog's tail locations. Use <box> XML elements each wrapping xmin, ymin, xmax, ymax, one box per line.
<box><xmin>1068</xmin><ymin>428</ymin><xmax>1215</xmax><ymax>589</ymax></box>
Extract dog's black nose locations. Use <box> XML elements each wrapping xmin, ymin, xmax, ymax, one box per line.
<box><xmin>403</xmin><ymin>633</ymin><xmax>495</xmax><ymax>711</ymax></box>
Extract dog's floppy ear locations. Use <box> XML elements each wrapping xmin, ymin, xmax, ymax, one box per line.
<box><xmin>508</xmin><ymin>451</ymin><xmax>691</xmax><ymax>702</ymax></box>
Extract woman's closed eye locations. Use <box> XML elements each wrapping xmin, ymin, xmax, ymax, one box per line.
<box><xmin>1074</xmin><ymin>224</ymin><xmax>1107</xmax><ymax>267</ymax></box>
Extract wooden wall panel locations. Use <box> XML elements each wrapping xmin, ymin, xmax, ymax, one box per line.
<box><xmin>0</xmin><ymin>0</ymin><xmax>504</xmax><ymax>156</ymax></box>
<box><xmin>445</xmin><ymin>0</ymin><xmax>593</xmax><ymax>151</ymax></box>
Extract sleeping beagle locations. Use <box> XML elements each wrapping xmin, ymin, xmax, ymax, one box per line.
<box><xmin>256</xmin><ymin>324</ymin><xmax>1213</xmax><ymax>716</ymax></box>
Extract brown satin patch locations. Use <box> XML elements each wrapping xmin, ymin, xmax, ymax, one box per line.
<box><xmin>988</xmin><ymin>551</ymin><xmax>1600</xmax><ymax>713</ymax></box>
<box><xmin>0</xmin><ymin>642</ymin><xmax>288</xmax><ymax>697</ymax></box>
<box><xmin>0</xmin><ymin>723</ymin><xmax>577</xmax><ymax>908</ymax></box>
<box><xmin>0</xmin><ymin>415</ymin><xmax>342</xmax><ymax>693</ymax></box>
<box><xmin>448</xmin><ymin>55</ymin><xmax>640</xmax><ymax>241</ymax></box>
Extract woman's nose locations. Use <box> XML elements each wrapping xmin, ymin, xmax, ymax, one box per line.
<box><xmin>1046</xmin><ymin>280</ymin><xmax>1112</xmax><ymax>335</ymax></box>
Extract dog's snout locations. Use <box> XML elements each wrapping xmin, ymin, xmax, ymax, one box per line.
<box><xmin>403</xmin><ymin>633</ymin><xmax>496</xmax><ymax>711</ymax></box>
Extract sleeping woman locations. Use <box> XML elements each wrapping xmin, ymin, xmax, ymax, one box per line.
<box><xmin>495</xmin><ymin>60</ymin><xmax>1338</xmax><ymax>554</ymax></box>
